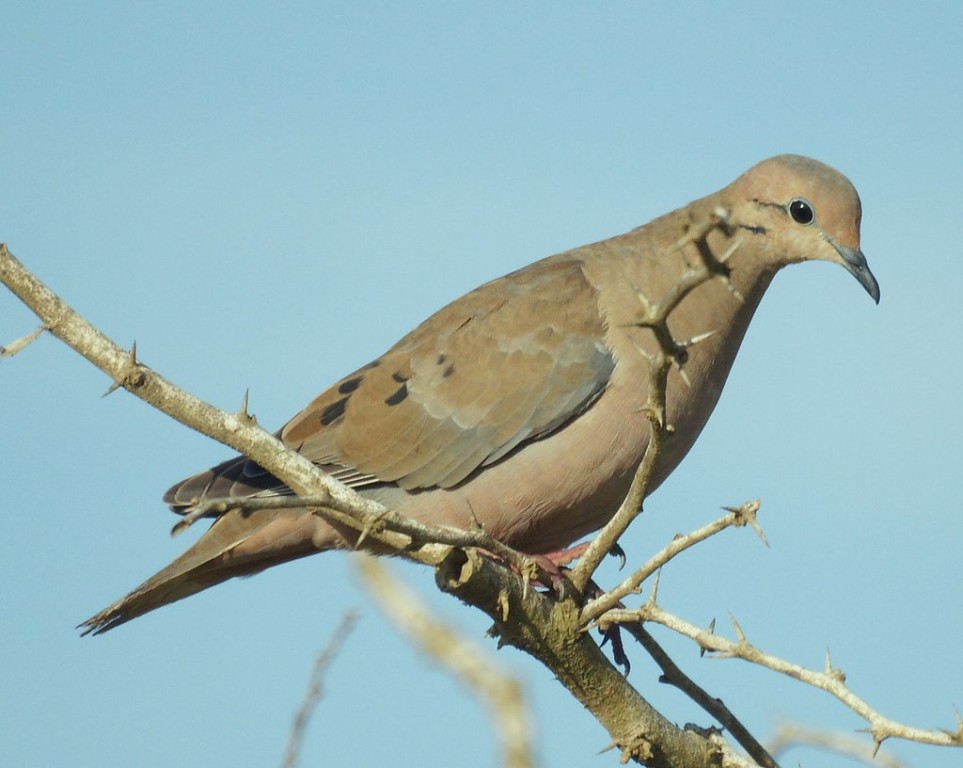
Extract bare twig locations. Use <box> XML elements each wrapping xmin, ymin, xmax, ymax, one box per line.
<box><xmin>4</xmin><ymin>242</ymin><xmax>737</xmax><ymax>765</ymax></box>
<box><xmin>619</xmin><ymin>622</ymin><xmax>778</xmax><ymax>768</ymax></box>
<box><xmin>0</xmin><ymin>323</ymin><xmax>46</xmax><ymax>358</ymax></box>
<box><xmin>0</xmin><ymin>243</ymin><xmax>395</xmax><ymax>533</ymax></box>
<box><xmin>581</xmin><ymin>500</ymin><xmax>764</xmax><ymax>624</ymax></box>
<box><xmin>768</xmin><ymin>722</ymin><xmax>910</xmax><ymax>768</ymax></box>
<box><xmin>6</xmin><ymin>235</ymin><xmax>954</xmax><ymax>764</ymax></box>
<box><xmin>281</xmin><ymin>612</ymin><xmax>359</xmax><ymax>768</ymax></box>
<box><xmin>570</xmin><ymin>209</ymin><xmax>737</xmax><ymax>591</ymax></box>
<box><xmin>357</xmin><ymin>556</ymin><xmax>536</xmax><ymax>768</ymax></box>
<box><xmin>435</xmin><ymin>548</ymin><xmax>757</xmax><ymax>767</ymax></box>
<box><xmin>600</xmin><ymin>599</ymin><xmax>963</xmax><ymax>751</ymax></box>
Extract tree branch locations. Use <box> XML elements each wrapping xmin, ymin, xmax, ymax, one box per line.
<box><xmin>600</xmin><ymin>599</ymin><xmax>963</xmax><ymax>751</ymax></box>
<box><xmin>0</xmin><ymin>243</ymin><xmax>400</xmax><ymax>541</ymax></box>
<box><xmin>581</xmin><ymin>500</ymin><xmax>765</xmax><ymax>625</ymax></box>
<box><xmin>2</xmin><ymin>241</ymin><xmax>751</xmax><ymax>765</ymax></box>
<box><xmin>6</xmin><ymin>238</ymin><xmax>955</xmax><ymax>765</ymax></box>
<box><xmin>570</xmin><ymin>208</ymin><xmax>738</xmax><ymax>591</ymax></box>
<box><xmin>435</xmin><ymin>547</ymin><xmax>756</xmax><ymax>767</ymax></box>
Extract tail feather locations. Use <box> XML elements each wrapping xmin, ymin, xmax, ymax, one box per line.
<box><xmin>79</xmin><ymin>507</ymin><xmax>325</xmax><ymax>635</ymax></box>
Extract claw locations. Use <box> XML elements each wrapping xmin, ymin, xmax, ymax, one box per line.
<box><xmin>608</xmin><ymin>542</ymin><xmax>627</xmax><ymax>570</ymax></box>
<box><xmin>599</xmin><ymin>624</ymin><xmax>631</xmax><ymax>675</ymax></box>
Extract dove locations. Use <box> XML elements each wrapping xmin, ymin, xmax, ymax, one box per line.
<box><xmin>81</xmin><ymin>154</ymin><xmax>879</xmax><ymax>634</ymax></box>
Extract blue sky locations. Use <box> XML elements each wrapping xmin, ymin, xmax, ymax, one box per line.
<box><xmin>2</xmin><ymin>3</ymin><xmax>960</xmax><ymax>767</ymax></box>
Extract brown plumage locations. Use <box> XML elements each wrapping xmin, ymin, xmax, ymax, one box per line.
<box><xmin>81</xmin><ymin>155</ymin><xmax>879</xmax><ymax>634</ymax></box>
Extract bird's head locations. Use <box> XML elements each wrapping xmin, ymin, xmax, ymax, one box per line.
<box><xmin>727</xmin><ymin>154</ymin><xmax>879</xmax><ymax>303</ymax></box>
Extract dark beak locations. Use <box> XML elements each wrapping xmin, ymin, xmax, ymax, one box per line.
<box><xmin>834</xmin><ymin>242</ymin><xmax>880</xmax><ymax>304</ymax></box>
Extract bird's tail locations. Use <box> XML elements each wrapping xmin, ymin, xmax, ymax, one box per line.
<box><xmin>78</xmin><ymin>507</ymin><xmax>324</xmax><ymax>635</ymax></box>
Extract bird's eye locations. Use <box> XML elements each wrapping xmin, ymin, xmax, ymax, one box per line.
<box><xmin>788</xmin><ymin>198</ymin><xmax>815</xmax><ymax>225</ymax></box>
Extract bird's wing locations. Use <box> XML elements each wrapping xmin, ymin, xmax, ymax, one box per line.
<box><xmin>166</xmin><ymin>257</ymin><xmax>615</xmax><ymax>504</ymax></box>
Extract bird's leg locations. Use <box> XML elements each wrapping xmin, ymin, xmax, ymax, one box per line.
<box><xmin>539</xmin><ymin>540</ymin><xmax>627</xmax><ymax>569</ymax></box>
<box><xmin>512</xmin><ymin>541</ymin><xmax>628</xmax><ymax>600</ymax></box>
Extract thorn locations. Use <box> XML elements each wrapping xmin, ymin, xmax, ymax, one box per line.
<box><xmin>729</xmin><ymin>613</ymin><xmax>746</xmax><ymax>643</ymax></box>
<box><xmin>715</xmin><ymin>240</ymin><xmax>747</xmax><ymax>303</ymax></box>
<box><xmin>713</xmin><ymin>206</ymin><xmax>731</xmax><ymax>228</ymax></box>
<box><xmin>683</xmin><ymin>329</ymin><xmax>718</xmax><ymax>348</ymax></box>
<box><xmin>102</xmin><ymin>341</ymin><xmax>145</xmax><ymax>397</ymax></box>
<box><xmin>497</xmin><ymin>589</ymin><xmax>510</xmax><ymax>622</ymax></box>
<box><xmin>716</xmin><ymin>237</ymin><xmax>742</xmax><ymax>265</ymax></box>
<box><xmin>237</xmin><ymin>388</ymin><xmax>257</xmax><ymax>426</ymax></box>
<box><xmin>634</xmin><ymin>289</ymin><xmax>653</xmax><ymax>316</ymax></box>
<box><xmin>101</xmin><ymin>380</ymin><xmax>123</xmax><ymax>397</ymax></box>
<box><xmin>597</xmin><ymin>741</ymin><xmax>618</xmax><ymax>756</ymax></box>
<box><xmin>724</xmin><ymin>499</ymin><xmax>767</xmax><ymax>546</ymax></box>
<box><xmin>824</xmin><ymin>648</ymin><xmax>846</xmax><ymax>683</ymax></box>
<box><xmin>701</xmin><ymin>617</ymin><xmax>717</xmax><ymax>657</ymax></box>
<box><xmin>724</xmin><ymin>281</ymin><xmax>745</xmax><ymax>304</ymax></box>
<box><xmin>355</xmin><ymin>510</ymin><xmax>388</xmax><ymax>549</ymax></box>
<box><xmin>519</xmin><ymin>566</ymin><xmax>532</xmax><ymax>601</ymax></box>
<box><xmin>0</xmin><ymin>324</ymin><xmax>47</xmax><ymax>358</ymax></box>
<box><xmin>466</xmin><ymin>501</ymin><xmax>483</xmax><ymax>532</ymax></box>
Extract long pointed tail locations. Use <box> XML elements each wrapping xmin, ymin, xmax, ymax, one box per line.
<box><xmin>79</xmin><ymin>507</ymin><xmax>325</xmax><ymax>635</ymax></box>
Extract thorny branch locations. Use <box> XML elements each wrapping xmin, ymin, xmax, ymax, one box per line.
<box><xmin>1</xmin><ymin>238</ymin><xmax>751</xmax><ymax>767</ymax></box>
<box><xmin>619</xmin><ymin>621</ymin><xmax>777</xmax><ymax>768</ymax></box>
<box><xmin>581</xmin><ymin>500</ymin><xmax>765</xmax><ymax>624</ymax></box>
<box><xmin>0</xmin><ymin>245</ymin><xmax>399</xmax><ymax>545</ymax></box>
<box><xmin>598</xmin><ymin>598</ymin><xmax>963</xmax><ymax>751</ymax></box>
<box><xmin>4</xmin><ymin>226</ymin><xmax>958</xmax><ymax>766</ymax></box>
<box><xmin>570</xmin><ymin>207</ymin><xmax>740</xmax><ymax>591</ymax></box>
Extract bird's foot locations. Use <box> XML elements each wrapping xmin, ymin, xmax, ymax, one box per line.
<box><xmin>518</xmin><ymin>541</ymin><xmax>628</xmax><ymax>600</ymax></box>
<box><xmin>539</xmin><ymin>540</ymin><xmax>627</xmax><ymax>569</ymax></box>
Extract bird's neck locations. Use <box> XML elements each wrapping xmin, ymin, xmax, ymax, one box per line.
<box><xmin>583</xmin><ymin>206</ymin><xmax>783</xmax><ymax>492</ymax></box>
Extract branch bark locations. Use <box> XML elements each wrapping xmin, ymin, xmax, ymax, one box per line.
<box><xmin>1</xmin><ymin>242</ymin><xmax>749</xmax><ymax>765</ymax></box>
<box><xmin>5</xmin><ymin>239</ymin><xmax>956</xmax><ymax>766</ymax></box>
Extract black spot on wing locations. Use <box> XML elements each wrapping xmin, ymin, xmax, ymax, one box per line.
<box><xmin>442</xmin><ymin>364</ymin><xmax>455</xmax><ymax>378</ymax></box>
<box><xmin>385</xmin><ymin>383</ymin><xmax>409</xmax><ymax>406</ymax></box>
<box><xmin>392</xmin><ymin>370</ymin><xmax>409</xmax><ymax>383</ymax></box>
<box><xmin>338</xmin><ymin>376</ymin><xmax>363</xmax><ymax>395</ymax></box>
<box><xmin>320</xmin><ymin>397</ymin><xmax>349</xmax><ymax>426</ymax></box>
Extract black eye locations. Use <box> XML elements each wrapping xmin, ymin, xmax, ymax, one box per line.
<box><xmin>788</xmin><ymin>198</ymin><xmax>815</xmax><ymax>225</ymax></box>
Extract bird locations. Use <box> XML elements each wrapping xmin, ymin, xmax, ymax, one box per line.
<box><xmin>80</xmin><ymin>154</ymin><xmax>879</xmax><ymax>635</ymax></box>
